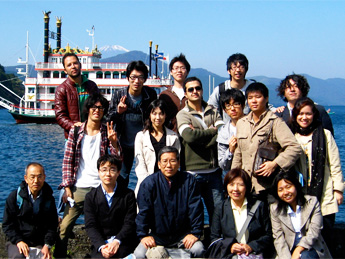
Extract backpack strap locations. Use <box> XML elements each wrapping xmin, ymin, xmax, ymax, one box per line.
<box><xmin>218</xmin><ymin>82</ymin><xmax>226</xmax><ymax>118</ymax></box>
<box><xmin>16</xmin><ymin>186</ymin><xmax>23</xmax><ymax>209</ymax></box>
<box><xmin>236</xmin><ymin>200</ymin><xmax>262</xmax><ymax>242</ymax></box>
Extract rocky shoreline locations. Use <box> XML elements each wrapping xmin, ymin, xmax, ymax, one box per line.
<box><xmin>1</xmin><ymin>223</ymin><xmax>345</xmax><ymax>258</ymax></box>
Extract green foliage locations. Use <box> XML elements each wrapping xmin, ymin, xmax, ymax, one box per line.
<box><xmin>0</xmin><ymin>64</ymin><xmax>24</xmax><ymax>105</ymax></box>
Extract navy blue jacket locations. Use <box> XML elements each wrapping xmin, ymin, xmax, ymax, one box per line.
<box><xmin>2</xmin><ymin>181</ymin><xmax>58</xmax><ymax>247</ymax></box>
<box><xmin>136</xmin><ymin>171</ymin><xmax>204</xmax><ymax>246</ymax></box>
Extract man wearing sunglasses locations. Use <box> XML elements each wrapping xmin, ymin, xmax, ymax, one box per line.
<box><xmin>176</xmin><ymin>77</ymin><xmax>224</xmax><ymax>225</ymax></box>
<box><xmin>106</xmin><ymin>61</ymin><xmax>157</xmax><ymax>186</ymax></box>
<box><xmin>54</xmin><ymin>93</ymin><xmax>121</xmax><ymax>258</ymax></box>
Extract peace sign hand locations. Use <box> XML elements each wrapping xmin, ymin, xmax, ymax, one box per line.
<box><xmin>117</xmin><ymin>95</ymin><xmax>127</xmax><ymax>114</ymax></box>
<box><xmin>107</xmin><ymin>121</ymin><xmax>118</xmax><ymax>149</ymax></box>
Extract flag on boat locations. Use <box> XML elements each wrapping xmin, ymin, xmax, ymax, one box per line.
<box><xmin>154</xmin><ymin>52</ymin><xmax>166</xmax><ymax>60</ymax></box>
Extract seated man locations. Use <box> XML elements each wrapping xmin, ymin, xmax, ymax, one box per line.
<box><xmin>3</xmin><ymin>163</ymin><xmax>58</xmax><ymax>259</ymax></box>
<box><xmin>134</xmin><ymin>146</ymin><xmax>205</xmax><ymax>258</ymax></box>
<box><xmin>84</xmin><ymin>154</ymin><xmax>137</xmax><ymax>258</ymax></box>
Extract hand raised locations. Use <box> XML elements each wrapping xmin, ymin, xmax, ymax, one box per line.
<box><xmin>117</xmin><ymin>95</ymin><xmax>127</xmax><ymax>114</ymax></box>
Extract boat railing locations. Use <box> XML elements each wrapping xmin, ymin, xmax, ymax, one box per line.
<box><xmin>35</xmin><ymin>62</ymin><xmax>129</xmax><ymax>70</ymax></box>
<box><xmin>0</xmin><ymin>96</ymin><xmax>14</xmax><ymax>110</ymax></box>
<box><xmin>10</xmin><ymin>105</ymin><xmax>55</xmax><ymax>116</ymax></box>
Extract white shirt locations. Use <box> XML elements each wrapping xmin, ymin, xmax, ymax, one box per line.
<box><xmin>75</xmin><ymin>132</ymin><xmax>102</xmax><ymax>188</ymax></box>
<box><xmin>231</xmin><ymin>198</ymin><xmax>248</xmax><ymax>244</ymax></box>
<box><xmin>287</xmin><ymin>205</ymin><xmax>302</xmax><ymax>245</ymax></box>
<box><xmin>172</xmin><ymin>86</ymin><xmax>185</xmax><ymax>100</ymax></box>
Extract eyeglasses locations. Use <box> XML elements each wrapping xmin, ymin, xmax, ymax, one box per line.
<box><xmin>91</xmin><ymin>105</ymin><xmax>105</xmax><ymax>111</ymax></box>
<box><xmin>186</xmin><ymin>86</ymin><xmax>202</xmax><ymax>93</ymax></box>
<box><xmin>99</xmin><ymin>167</ymin><xmax>118</xmax><ymax>173</ymax></box>
<box><xmin>160</xmin><ymin>159</ymin><xmax>178</xmax><ymax>166</ymax></box>
<box><xmin>129</xmin><ymin>75</ymin><xmax>145</xmax><ymax>81</ymax></box>
<box><xmin>172</xmin><ymin>66</ymin><xmax>186</xmax><ymax>71</ymax></box>
<box><xmin>224</xmin><ymin>102</ymin><xmax>242</xmax><ymax>110</ymax></box>
<box><xmin>230</xmin><ymin>65</ymin><xmax>245</xmax><ymax>71</ymax></box>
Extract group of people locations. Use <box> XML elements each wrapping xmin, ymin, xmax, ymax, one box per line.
<box><xmin>2</xmin><ymin>52</ymin><xmax>344</xmax><ymax>259</ymax></box>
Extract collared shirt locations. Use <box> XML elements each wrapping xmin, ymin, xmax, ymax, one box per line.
<box><xmin>101</xmin><ymin>183</ymin><xmax>118</xmax><ymax>208</ymax></box>
<box><xmin>27</xmin><ymin>186</ymin><xmax>42</xmax><ymax>215</ymax></box>
<box><xmin>287</xmin><ymin>205</ymin><xmax>302</xmax><ymax>245</ymax></box>
<box><xmin>231</xmin><ymin>198</ymin><xmax>248</xmax><ymax>244</ymax></box>
<box><xmin>287</xmin><ymin>103</ymin><xmax>294</xmax><ymax>117</ymax></box>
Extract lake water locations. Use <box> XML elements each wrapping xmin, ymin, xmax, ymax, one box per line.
<box><xmin>0</xmin><ymin>107</ymin><xmax>345</xmax><ymax>224</ymax></box>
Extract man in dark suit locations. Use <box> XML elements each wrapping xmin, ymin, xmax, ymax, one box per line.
<box><xmin>84</xmin><ymin>154</ymin><xmax>137</xmax><ymax>258</ymax></box>
<box><xmin>276</xmin><ymin>74</ymin><xmax>334</xmax><ymax>135</ymax></box>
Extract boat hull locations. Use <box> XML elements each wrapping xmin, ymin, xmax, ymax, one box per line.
<box><xmin>9</xmin><ymin>111</ymin><xmax>56</xmax><ymax>124</ymax></box>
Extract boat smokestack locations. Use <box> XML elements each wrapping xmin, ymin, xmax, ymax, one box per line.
<box><xmin>56</xmin><ymin>17</ymin><xmax>62</xmax><ymax>50</ymax></box>
<box><xmin>43</xmin><ymin>11</ymin><xmax>50</xmax><ymax>63</ymax></box>
<box><xmin>43</xmin><ymin>11</ymin><xmax>51</xmax><ymax>78</ymax></box>
<box><xmin>149</xmin><ymin>41</ymin><xmax>152</xmax><ymax>77</ymax></box>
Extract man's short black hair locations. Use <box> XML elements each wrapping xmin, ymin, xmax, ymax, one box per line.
<box><xmin>97</xmin><ymin>154</ymin><xmax>122</xmax><ymax>172</ymax></box>
<box><xmin>169</xmin><ymin>53</ymin><xmax>191</xmax><ymax>73</ymax></box>
<box><xmin>220</xmin><ymin>88</ymin><xmax>246</xmax><ymax>110</ymax></box>
<box><xmin>183</xmin><ymin>77</ymin><xmax>203</xmax><ymax>92</ymax></box>
<box><xmin>62</xmin><ymin>53</ymin><xmax>80</xmax><ymax>68</ymax></box>
<box><xmin>277</xmin><ymin>74</ymin><xmax>310</xmax><ymax>102</ymax></box>
<box><xmin>226</xmin><ymin>53</ymin><xmax>249</xmax><ymax>79</ymax></box>
<box><xmin>126</xmin><ymin>60</ymin><xmax>148</xmax><ymax>81</ymax></box>
<box><xmin>82</xmin><ymin>93</ymin><xmax>109</xmax><ymax>119</ymax></box>
<box><xmin>158</xmin><ymin>146</ymin><xmax>180</xmax><ymax>161</ymax></box>
<box><xmin>245</xmin><ymin>82</ymin><xmax>269</xmax><ymax>99</ymax></box>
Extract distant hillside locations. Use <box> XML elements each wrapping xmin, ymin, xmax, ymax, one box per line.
<box><xmin>0</xmin><ymin>65</ymin><xmax>24</xmax><ymax>105</ymax></box>
<box><xmin>5</xmin><ymin>64</ymin><xmax>36</xmax><ymax>79</ymax></box>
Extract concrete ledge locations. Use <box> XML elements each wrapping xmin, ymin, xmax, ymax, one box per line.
<box><xmin>1</xmin><ymin>223</ymin><xmax>345</xmax><ymax>258</ymax></box>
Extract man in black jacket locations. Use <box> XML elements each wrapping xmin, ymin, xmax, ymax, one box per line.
<box><xmin>106</xmin><ymin>61</ymin><xmax>157</xmax><ymax>185</ymax></box>
<box><xmin>2</xmin><ymin>163</ymin><xmax>58</xmax><ymax>259</ymax></box>
<box><xmin>84</xmin><ymin>154</ymin><xmax>137</xmax><ymax>258</ymax></box>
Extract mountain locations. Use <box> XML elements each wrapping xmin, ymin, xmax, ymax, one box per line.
<box><xmin>4</xmin><ymin>64</ymin><xmax>36</xmax><ymax>78</ymax></box>
<box><xmin>99</xmin><ymin>45</ymin><xmax>129</xmax><ymax>59</ymax></box>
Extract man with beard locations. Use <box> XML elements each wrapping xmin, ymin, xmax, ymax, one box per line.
<box><xmin>55</xmin><ymin>53</ymin><xmax>99</xmax><ymax>139</ymax></box>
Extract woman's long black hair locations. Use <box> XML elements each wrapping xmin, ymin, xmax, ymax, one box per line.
<box><xmin>271</xmin><ymin>169</ymin><xmax>306</xmax><ymax>215</ymax></box>
<box><xmin>143</xmin><ymin>99</ymin><xmax>168</xmax><ymax>133</ymax></box>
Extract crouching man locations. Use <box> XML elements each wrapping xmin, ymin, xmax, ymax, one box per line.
<box><xmin>2</xmin><ymin>163</ymin><xmax>58</xmax><ymax>259</ymax></box>
<box><xmin>134</xmin><ymin>146</ymin><xmax>205</xmax><ymax>258</ymax></box>
<box><xmin>84</xmin><ymin>154</ymin><xmax>138</xmax><ymax>258</ymax></box>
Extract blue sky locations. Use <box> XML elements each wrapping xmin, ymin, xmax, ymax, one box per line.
<box><xmin>1</xmin><ymin>0</ymin><xmax>345</xmax><ymax>80</ymax></box>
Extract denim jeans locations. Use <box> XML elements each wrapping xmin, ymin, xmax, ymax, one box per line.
<box><xmin>120</xmin><ymin>145</ymin><xmax>135</xmax><ymax>187</ymax></box>
<box><xmin>193</xmin><ymin>169</ymin><xmax>224</xmax><ymax>225</ymax></box>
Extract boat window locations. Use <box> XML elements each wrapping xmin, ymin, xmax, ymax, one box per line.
<box><xmin>53</xmin><ymin>71</ymin><xmax>60</xmax><ymax>78</ymax></box>
<box><xmin>28</xmin><ymin>88</ymin><xmax>35</xmax><ymax>93</ymax></box>
<box><xmin>113</xmin><ymin>72</ymin><xmax>119</xmax><ymax>79</ymax></box>
<box><xmin>121</xmin><ymin>74</ymin><xmax>126</xmax><ymax>79</ymax></box>
<box><xmin>96</xmin><ymin>72</ymin><xmax>103</xmax><ymax>79</ymax></box>
<box><xmin>100</xmin><ymin>89</ymin><xmax>106</xmax><ymax>94</ymax></box>
<box><xmin>49</xmin><ymin>88</ymin><xmax>55</xmax><ymax>94</ymax></box>
<box><xmin>105</xmin><ymin>72</ymin><xmax>111</xmax><ymax>79</ymax></box>
<box><xmin>61</xmin><ymin>72</ymin><xmax>67</xmax><ymax>78</ymax></box>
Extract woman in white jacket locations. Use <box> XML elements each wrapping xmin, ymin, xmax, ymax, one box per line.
<box><xmin>134</xmin><ymin>99</ymin><xmax>180</xmax><ymax>195</ymax></box>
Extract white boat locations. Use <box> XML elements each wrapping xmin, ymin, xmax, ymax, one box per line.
<box><xmin>0</xmin><ymin>11</ymin><xmax>172</xmax><ymax>124</ymax></box>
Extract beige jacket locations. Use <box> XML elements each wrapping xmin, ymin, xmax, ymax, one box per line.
<box><xmin>295</xmin><ymin>129</ymin><xmax>344</xmax><ymax>216</ymax></box>
<box><xmin>134</xmin><ymin>127</ymin><xmax>180</xmax><ymax>196</ymax></box>
<box><xmin>270</xmin><ymin>195</ymin><xmax>331</xmax><ymax>259</ymax></box>
<box><xmin>232</xmin><ymin>110</ymin><xmax>302</xmax><ymax>193</ymax></box>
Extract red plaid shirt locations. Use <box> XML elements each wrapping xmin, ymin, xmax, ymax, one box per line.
<box><xmin>60</xmin><ymin>122</ymin><xmax>122</xmax><ymax>188</ymax></box>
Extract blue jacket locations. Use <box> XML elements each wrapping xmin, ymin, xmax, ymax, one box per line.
<box><xmin>136</xmin><ymin>171</ymin><xmax>204</xmax><ymax>245</ymax></box>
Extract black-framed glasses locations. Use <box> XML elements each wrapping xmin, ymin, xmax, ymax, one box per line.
<box><xmin>186</xmin><ymin>86</ymin><xmax>202</xmax><ymax>93</ymax></box>
<box><xmin>91</xmin><ymin>105</ymin><xmax>105</xmax><ymax>111</ymax></box>
<box><xmin>129</xmin><ymin>75</ymin><xmax>145</xmax><ymax>81</ymax></box>
<box><xmin>224</xmin><ymin>102</ymin><xmax>241</xmax><ymax>110</ymax></box>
